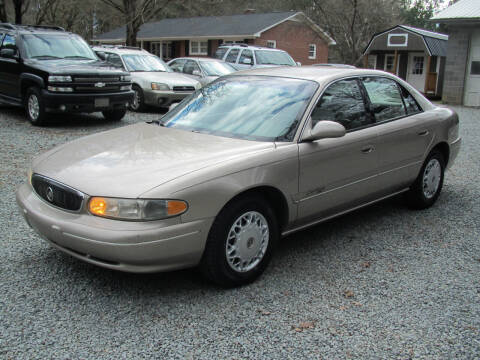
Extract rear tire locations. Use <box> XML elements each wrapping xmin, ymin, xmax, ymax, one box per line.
<box><xmin>200</xmin><ymin>195</ymin><xmax>278</xmax><ymax>287</ymax></box>
<box><xmin>405</xmin><ymin>150</ymin><xmax>445</xmax><ymax>209</ymax></box>
<box><xmin>25</xmin><ymin>87</ymin><xmax>47</xmax><ymax>126</ymax></box>
<box><xmin>102</xmin><ymin>108</ymin><xmax>126</xmax><ymax>121</ymax></box>
<box><xmin>129</xmin><ymin>85</ymin><xmax>146</xmax><ymax>112</ymax></box>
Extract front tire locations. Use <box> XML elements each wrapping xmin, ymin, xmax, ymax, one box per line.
<box><xmin>129</xmin><ymin>85</ymin><xmax>146</xmax><ymax>112</ymax></box>
<box><xmin>405</xmin><ymin>150</ymin><xmax>445</xmax><ymax>209</ymax></box>
<box><xmin>200</xmin><ymin>195</ymin><xmax>278</xmax><ymax>287</ymax></box>
<box><xmin>25</xmin><ymin>87</ymin><xmax>47</xmax><ymax>126</ymax></box>
<box><xmin>102</xmin><ymin>108</ymin><xmax>126</xmax><ymax>121</ymax></box>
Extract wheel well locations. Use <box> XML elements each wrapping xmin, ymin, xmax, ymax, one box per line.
<box><xmin>432</xmin><ymin>142</ymin><xmax>450</xmax><ymax>167</ymax></box>
<box><xmin>226</xmin><ymin>186</ymin><xmax>289</xmax><ymax>231</ymax></box>
<box><xmin>21</xmin><ymin>80</ymin><xmax>38</xmax><ymax>101</ymax></box>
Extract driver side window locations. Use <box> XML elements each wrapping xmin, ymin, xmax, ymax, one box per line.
<box><xmin>311</xmin><ymin>79</ymin><xmax>371</xmax><ymax>131</ymax></box>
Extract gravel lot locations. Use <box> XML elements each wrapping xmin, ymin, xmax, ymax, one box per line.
<box><xmin>0</xmin><ymin>105</ymin><xmax>479</xmax><ymax>359</ymax></box>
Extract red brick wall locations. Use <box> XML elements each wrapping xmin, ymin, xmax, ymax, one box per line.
<box><xmin>253</xmin><ymin>20</ymin><xmax>329</xmax><ymax>65</ymax></box>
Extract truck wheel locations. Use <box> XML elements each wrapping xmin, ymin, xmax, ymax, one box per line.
<box><xmin>102</xmin><ymin>108</ymin><xmax>126</xmax><ymax>121</ymax></box>
<box><xmin>25</xmin><ymin>87</ymin><xmax>47</xmax><ymax>126</ymax></box>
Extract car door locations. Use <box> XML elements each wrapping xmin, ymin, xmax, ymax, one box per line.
<box><xmin>0</xmin><ymin>34</ymin><xmax>21</xmax><ymax>99</ymax></box>
<box><xmin>296</xmin><ymin>78</ymin><xmax>380</xmax><ymax>224</ymax></box>
<box><xmin>361</xmin><ymin>77</ymin><xmax>435</xmax><ymax>193</ymax></box>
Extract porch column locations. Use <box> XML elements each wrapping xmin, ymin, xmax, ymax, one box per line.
<box><xmin>363</xmin><ymin>54</ymin><xmax>368</xmax><ymax>69</ymax></box>
<box><xmin>392</xmin><ymin>50</ymin><xmax>399</xmax><ymax>75</ymax></box>
<box><xmin>424</xmin><ymin>55</ymin><xmax>431</xmax><ymax>93</ymax></box>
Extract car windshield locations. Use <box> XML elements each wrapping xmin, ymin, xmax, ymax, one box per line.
<box><xmin>255</xmin><ymin>50</ymin><xmax>296</xmax><ymax>66</ymax></box>
<box><xmin>22</xmin><ymin>34</ymin><xmax>97</xmax><ymax>60</ymax></box>
<box><xmin>200</xmin><ymin>61</ymin><xmax>236</xmax><ymax>76</ymax></box>
<box><xmin>159</xmin><ymin>76</ymin><xmax>317</xmax><ymax>141</ymax></box>
<box><xmin>122</xmin><ymin>54</ymin><xmax>170</xmax><ymax>72</ymax></box>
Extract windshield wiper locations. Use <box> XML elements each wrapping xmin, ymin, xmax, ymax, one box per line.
<box><xmin>31</xmin><ymin>55</ymin><xmax>62</xmax><ymax>59</ymax></box>
<box><xmin>63</xmin><ymin>56</ymin><xmax>93</xmax><ymax>60</ymax></box>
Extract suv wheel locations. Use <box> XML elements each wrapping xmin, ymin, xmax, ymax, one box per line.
<box><xmin>102</xmin><ymin>108</ymin><xmax>126</xmax><ymax>121</ymax></box>
<box><xmin>25</xmin><ymin>87</ymin><xmax>47</xmax><ymax>126</ymax></box>
<box><xmin>129</xmin><ymin>85</ymin><xmax>145</xmax><ymax>112</ymax></box>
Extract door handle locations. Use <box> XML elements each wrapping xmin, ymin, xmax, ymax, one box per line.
<box><xmin>361</xmin><ymin>146</ymin><xmax>374</xmax><ymax>154</ymax></box>
<box><xmin>417</xmin><ymin>130</ymin><xmax>429</xmax><ymax>136</ymax></box>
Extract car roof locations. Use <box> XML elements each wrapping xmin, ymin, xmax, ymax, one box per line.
<box><xmin>170</xmin><ymin>57</ymin><xmax>226</xmax><ymax>62</ymax></box>
<box><xmin>92</xmin><ymin>46</ymin><xmax>151</xmax><ymax>55</ymax></box>
<box><xmin>0</xmin><ymin>23</ymin><xmax>70</xmax><ymax>35</ymax></box>
<box><xmin>218</xmin><ymin>44</ymin><xmax>286</xmax><ymax>52</ymax></box>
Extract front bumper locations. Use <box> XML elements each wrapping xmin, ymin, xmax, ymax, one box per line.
<box><xmin>143</xmin><ymin>88</ymin><xmax>193</xmax><ymax>107</ymax></box>
<box><xmin>42</xmin><ymin>89</ymin><xmax>134</xmax><ymax>113</ymax></box>
<box><xmin>16</xmin><ymin>183</ymin><xmax>213</xmax><ymax>273</ymax></box>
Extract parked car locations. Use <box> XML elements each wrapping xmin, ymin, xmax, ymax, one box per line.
<box><xmin>0</xmin><ymin>24</ymin><xmax>133</xmax><ymax>125</ymax></box>
<box><xmin>167</xmin><ymin>57</ymin><xmax>237</xmax><ymax>86</ymax></box>
<box><xmin>16</xmin><ymin>66</ymin><xmax>461</xmax><ymax>287</ymax></box>
<box><xmin>214</xmin><ymin>43</ymin><xmax>297</xmax><ymax>70</ymax></box>
<box><xmin>93</xmin><ymin>46</ymin><xmax>201</xmax><ymax>111</ymax></box>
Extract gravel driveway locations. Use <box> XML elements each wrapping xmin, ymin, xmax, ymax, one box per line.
<box><xmin>0</xmin><ymin>106</ymin><xmax>479</xmax><ymax>359</ymax></box>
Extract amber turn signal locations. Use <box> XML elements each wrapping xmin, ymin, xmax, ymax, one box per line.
<box><xmin>89</xmin><ymin>197</ymin><xmax>107</xmax><ymax>216</ymax></box>
<box><xmin>167</xmin><ymin>200</ymin><xmax>188</xmax><ymax>216</ymax></box>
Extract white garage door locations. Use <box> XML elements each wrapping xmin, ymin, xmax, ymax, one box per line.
<box><xmin>464</xmin><ymin>29</ymin><xmax>480</xmax><ymax>107</ymax></box>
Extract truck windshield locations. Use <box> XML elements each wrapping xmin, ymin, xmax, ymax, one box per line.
<box><xmin>160</xmin><ymin>76</ymin><xmax>317</xmax><ymax>142</ymax></box>
<box><xmin>255</xmin><ymin>50</ymin><xmax>296</xmax><ymax>66</ymax></box>
<box><xmin>22</xmin><ymin>34</ymin><xmax>97</xmax><ymax>60</ymax></box>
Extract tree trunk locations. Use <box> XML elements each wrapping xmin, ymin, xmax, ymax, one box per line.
<box><xmin>13</xmin><ymin>0</ymin><xmax>23</xmax><ymax>24</ymax></box>
<box><xmin>0</xmin><ymin>0</ymin><xmax>7</xmax><ymax>22</ymax></box>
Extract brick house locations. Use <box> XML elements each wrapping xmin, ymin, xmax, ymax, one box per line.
<box><xmin>93</xmin><ymin>11</ymin><xmax>335</xmax><ymax>65</ymax></box>
<box><xmin>431</xmin><ymin>0</ymin><xmax>480</xmax><ymax>106</ymax></box>
<box><xmin>362</xmin><ymin>25</ymin><xmax>448</xmax><ymax>98</ymax></box>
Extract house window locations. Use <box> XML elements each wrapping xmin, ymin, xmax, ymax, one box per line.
<box><xmin>308</xmin><ymin>44</ymin><xmax>316</xmax><ymax>59</ymax></box>
<box><xmin>387</xmin><ymin>33</ymin><xmax>408</xmax><ymax>47</ymax></box>
<box><xmin>190</xmin><ymin>40</ymin><xmax>208</xmax><ymax>55</ymax></box>
<box><xmin>367</xmin><ymin>55</ymin><xmax>377</xmax><ymax>69</ymax></box>
<box><xmin>266</xmin><ymin>40</ymin><xmax>276</xmax><ymax>48</ymax></box>
<box><xmin>412</xmin><ymin>56</ymin><xmax>424</xmax><ymax>75</ymax></box>
<box><xmin>471</xmin><ymin>61</ymin><xmax>480</xmax><ymax>75</ymax></box>
<box><xmin>385</xmin><ymin>54</ymin><xmax>395</xmax><ymax>72</ymax></box>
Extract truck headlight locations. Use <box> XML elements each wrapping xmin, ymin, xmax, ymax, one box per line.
<box><xmin>48</xmin><ymin>75</ymin><xmax>72</xmax><ymax>82</ymax></box>
<box><xmin>88</xmin><ymin>197</ymin><xmax>188</xmax><ymax>221</ymax></box>
<box><xmin>47</xmin><ymin>86</ymin><xmax>73</xmax><ymax>92</ymax></box>
<box><xmin>151</xmin><ymin>82</ymin><xmax>170</xmax><ymax>91</ymax></box>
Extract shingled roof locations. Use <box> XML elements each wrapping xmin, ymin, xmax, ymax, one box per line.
<box><xmin>94</xmin><ymin>11</ymin><xmax>335</xmax><ymax>45</ymax></box>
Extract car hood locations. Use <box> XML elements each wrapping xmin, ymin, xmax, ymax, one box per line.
<box><xmin>131</xmin><ymin>71</ymin><xmax>201</xmax><ymax>87</ymax></box>
<box><xmin>24</xmin><ymin>59</ymin><xmax>128</xmax><ymax>75</ymax></box>
<box><xmin>33</xmin><ymin>123</ymin><xmax>274</xmax><ymax>198</ymax></box>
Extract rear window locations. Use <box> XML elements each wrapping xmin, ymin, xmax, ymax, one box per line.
<box><xmin>214</xmin><ymin>47</ymin><xmax>228</xmax><ymax>60</ymax></box>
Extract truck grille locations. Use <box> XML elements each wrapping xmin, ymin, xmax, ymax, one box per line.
<box><xmin>74</xmin><ymin>76</ymin><xmax>121</xmax><ymax>83</ymax></box>
<box><xmin>31</xmin><ymin>174</ymin><xmax>84</xmax><ymax>212</ymax></box>
<box><xmin>72</xmin><ymin>76</ymin><xmax>125</xmax><ymax>93</ymax></box>
<box><xmin>173</xmin><ymin>86</ymin><xmax>195</xmax><ymax>92</ymax></box>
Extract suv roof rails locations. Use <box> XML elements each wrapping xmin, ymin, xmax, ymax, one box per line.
<box><xmin>220</xmin><ymin>43</ymin><xmax>250</xmax><ymax>47</ymax></box>
<box><xmin>0</xmin><ymin>23</ymin><xmax>65</xmax><ymax>32</ymax></box>
<box><xmin>96</xmin><ymin>44</ymin><xmax>144</xmax><ymax>51</ymax></box>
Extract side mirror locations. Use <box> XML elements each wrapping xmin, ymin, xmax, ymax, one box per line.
<box><xmin>296</xmin><ymin>61</ymin><xmax>302</xmax><ymax>67</ymax></box>
<box><xmin>169</xmin><ymin>102</ymin><xmax>179</xmax><ymax>111</ymax></box>
<box><xmin>242</xmin><ymin>58</ymin><xmax>252</xmax><ymax>65</ymax></box>
<box><xmin>192</xmin><ymin>69</ymin><xmax>201</xmax><ymax>76</ymax></box>
<box><xmin>302</xmin><ymin>120</ymin><xmax>346</xmax><ymax>142</ymax></box>
<box><xmin>96</xmin><ymin>51</ymin><xmax>106</xmax><ymax>61</ymax></box>
<box><xmin>1</xmin><ymin>48</ymin><xmax>17</xmax><ymax>59</ymax></box>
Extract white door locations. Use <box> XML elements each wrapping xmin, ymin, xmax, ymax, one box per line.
<box><xmin>407</xmin><ymin>52</ymin><xmax>426</xmax><ymax>92</ymax></box>
<box><xmin>464</xmin><ymin>29</ymin><xmax>480</xmax><ymax>107</ymax></box>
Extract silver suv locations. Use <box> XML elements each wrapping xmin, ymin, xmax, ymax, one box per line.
<box><xmin>214</xmin><ymin>44</ymin><xmax>298</xmax><ymax>70</ymax></box>
<box><xmin>93</xmin><ymin>46</ymin><xmax>201</xmax><ymax>111</ymax></box>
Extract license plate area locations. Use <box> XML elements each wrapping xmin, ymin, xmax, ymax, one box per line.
<box><xmin>95</xmin><ymin>98</ymin><xmax>109</xmax><ymax>108</ymax></box>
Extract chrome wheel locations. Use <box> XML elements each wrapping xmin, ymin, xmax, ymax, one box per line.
<box><xmin>131</xmin><ymin>89</ymin><xmax>140</xmax><ymax>110</ymax></box>
<box><xmin>28</xmin><ymin>94</ymin><xmax>40</xmax><ymax>120</ymax></box>
<box><xmin>423</xmin><ymin>158</ymin><xmax>441</xmax><ymax>199</ymax></box>
<box><xmin>226</xmin><ymin>211</ymin><xmax>269</xmax><ymax>273</ymax></box>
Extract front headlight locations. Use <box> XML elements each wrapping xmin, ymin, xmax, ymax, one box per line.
<box><xmin>48</xmin><ymin>75</ymin><xmax>72</xmax><ymax>82</ymax></box>
<box><xmin>151</xmin><ymin>82</ymin><xmax>170</xmax><ymax>91</ymax></box>
<box><xmin>88</xmin><ymin>197</ymin><xmax>188</xmax><ymax>221</ymax></box>
<box><xmin>121</xmin><ymin>75</ymin><xmax>132</xmax><ymax>82</ymax></box>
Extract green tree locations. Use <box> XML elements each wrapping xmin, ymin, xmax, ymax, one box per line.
<box><xmin>399</xmin><ymin>0</ymin><xmax>442</xmax><ymax>30</ymax></box>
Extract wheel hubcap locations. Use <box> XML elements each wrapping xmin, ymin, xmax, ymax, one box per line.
<box><xmin>131</xmin><ymin>90</ymin><xmax>140</xmax><ymax>110</ymax></box>
<box><xmin>423</xmin><ymin>158</ymin><xmax>441</xmax><ymax>199</ymax></box>
<box><xmin>226</xmin><ymin>211</ymin><xmax>269</xmax><ymax>273</ymax></box>
<box><xmin>28</xmin><ymin>94</ymin><xmax>39</xmax><ymax>120</ymax></box>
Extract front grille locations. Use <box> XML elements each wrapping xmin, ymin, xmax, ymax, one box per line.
<box><xmin>74</xmin><ymin>76</ymin><xmax>120</xmax><ymax>83</ymax></box>
<box><xmin>173</xmin><ymin>86</ymin><xmax>195</xmax><ymax>92</ymax></box>
<box><xmin>75</xmin><ymin>86</ymin><xmax>120</xmax><ymax>92</ymax></box>
<box><xmin>31</xmin><ymin>174</ymin><xmax>84</xmax><ymax>211</ymax></box>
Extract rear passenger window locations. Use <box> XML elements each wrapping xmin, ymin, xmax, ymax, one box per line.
<box><xmin>311</xmin><ymin>79</ymin><xmax>371</xmax><ymax>130</ymax></box>
<box><xmin>399</xmin><ymin>85</ymin><xmax>422</xmax><ymax>114</ymax></box>
<box><xmin>225</xmin><ymin>49</ymin><xmax>239</xmax><ymax>63</ymax></box>
<box><xmin>214</xmin><ymin>47</ymin><xmax>228</xmax><ymax>60</ymax></box>
<box><xmin>362</xmin><ymin>77</ymin><xmax>406</xmax><ymax>122</ymax></box>
<box><xmin>239</xmin><ymin>49</ymin><xmax>253</xmax><ymax>65</ymax></box>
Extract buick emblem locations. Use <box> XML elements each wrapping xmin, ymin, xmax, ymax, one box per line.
<box><xmin>95</xmin><ymin>82</ymin><xmax>106</xmax><ymax>88</ymax></box>
<box><xmin>46</xmin><ymin>186</ymin><xmax>54</xmax><ymax>202</ymax></box>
